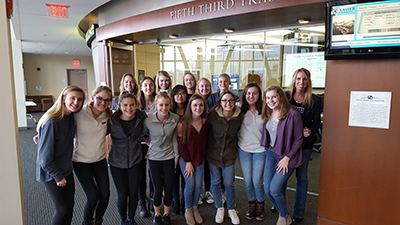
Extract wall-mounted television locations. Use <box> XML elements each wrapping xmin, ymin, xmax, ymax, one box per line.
<box><xmin>325</xmin><ymin>0</ymin><xmax>400</xmax><ymax>60</ymax></box>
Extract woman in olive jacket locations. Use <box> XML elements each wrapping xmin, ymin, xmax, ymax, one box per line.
<box><xmin>206</xmin><ymin>90</ymin><xmax>244</xmax><ymax>225</ymax></box>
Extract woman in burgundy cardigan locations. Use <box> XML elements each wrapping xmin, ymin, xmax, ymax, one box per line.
<box><xmin>261</xmin><ymin>85</ymin><xmax>304</xmax><ymax>225</ymax></box>
<box><xmin>177</xmin><ymin>94</ymin><xmax>209</xmax><ymax>225</ymax></box>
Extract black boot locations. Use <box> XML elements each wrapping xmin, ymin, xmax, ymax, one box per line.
<box><xmin>149</xmin><ymin>198</ymin><xmax>155</xmax><ymax>217</ymax></box>
<box><xmin>245</xmin><ymin>201</ymin><xmax>256</xmax><ymax>220</ymax></box>
<box><xmin>139</xmin><ymin>199</ymin><xmax>151</xmax><ymax>218</ymax></box>
<box><xmin>171</xmin><ymin>200</ymin><xmax>180</xmax><ymax>215</ymax></box>
<box><xmin>255</xmin><ymin>201</ymin><xmax>266</xmax><ymax>221</ymax></box>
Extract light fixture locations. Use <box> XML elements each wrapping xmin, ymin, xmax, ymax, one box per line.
<box><xmin>169</xmin><ymin>34</ymin><xmax>178</xmax><ymax>39</ymax></box>
<box><xmin>224</xmin><ymin>28</ymin><xmax>235</xmax><ymax>33</ymax></box>
<box><xmin>124</xmin><ymin>39</ymin><xmax>133</xmax><ymax>43</ymax></box>
<box><xmin>297</xmin><ymin>18</ymin><xmax>310</xmax><ymax>24</ymax></box>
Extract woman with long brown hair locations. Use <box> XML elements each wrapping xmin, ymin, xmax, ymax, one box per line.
<box><xmin>261</xmin><ymin>85</ymin><xmax>304</xmax><ymax>225</ymax></box>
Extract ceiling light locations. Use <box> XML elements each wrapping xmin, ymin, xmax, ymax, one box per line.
<box><xmin>298</xmin><ymin>18</ymin><xmax>310</xmax><ymax>24</ymax></box>
<box><xmin>224</xmin><ymin>28</ymin><xmax>235</xmax><ymax>33</ymax></box>
<box><xmin>169</xmin><ymin>34</ymin><xmax>178</xmax><ymax>39</ymax></box>
<box><xmin>125</xmin><ymin>39</ymin><xmax>133</xmax><ymax>43</ymax></box>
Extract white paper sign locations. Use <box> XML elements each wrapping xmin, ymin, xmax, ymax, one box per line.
<box><xmin>348</xmin><ymin>91</ymin><xmax>392</xmax><ymax>129</ymax></box>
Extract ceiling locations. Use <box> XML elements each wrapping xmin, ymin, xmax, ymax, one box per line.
<box><xmin>11</xmin><ymin>0</ymin><xmax>111</xmax><ymax>56</ymax></box>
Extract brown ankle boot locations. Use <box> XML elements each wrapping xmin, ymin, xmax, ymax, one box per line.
<box><xmin>245</xmin><ymin>201</ymin><xmax>256</xmax><ymax>219</ymax></box>
<box><xmin>255</xmin><ymin>201</ymin><xmax>266</xmax><ymax>220</ymax></box>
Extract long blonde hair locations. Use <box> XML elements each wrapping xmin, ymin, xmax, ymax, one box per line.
<box><xmin>119</xmin><ymin>73</ymin><xmax>139</xmax><ymax>96</ymax></box>
<box><xmin>196</xmin><ymin>77</ymin><xmax>213</xmax><ymax>99</ymax></box>
<box><xmin>262</xmin><ymin>85</ymin><xmax>291</xmax><ymax>122</ymax></box>
<box><xmin>183</xmin><ymin>72</ymin><xmax>197</xmax><ymax>93</ymax></box>
<box><xmin>286</xmin><ymin>68</ymin><xmax>314</xmax><ymax>107</ymax></box>
<box><xmin>155</xmin><ymin>71</ymin><xmax>172</xmax><ymax>94</ymax></box>
<box><xmin>37</xmin><ymin>85</ymin><xmax>85</xmax><ymax>131</ymax></box>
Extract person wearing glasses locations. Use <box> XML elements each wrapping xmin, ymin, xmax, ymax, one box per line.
<box><xmin>207</xmin><ymin>90</ymin><xmax>244</xmax><ymax>225</ymax></box>
<box><xmin>72</xmin><ymin>86</ymin><xmax>113</xmax><ymax>225</ymax></box>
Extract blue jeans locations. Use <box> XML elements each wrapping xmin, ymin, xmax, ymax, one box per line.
<box><xmin>292</xmin><ymin>148</ymin><xmax>312</xmax><ymax>218</ymax></box>
<box><xmin>179</xmin><ymin>157</ymin><xmax>204</xmax><ymax>209</ymax></box>
<box><xmin>238</xmin><ymin>148</ymin><xmax>265</xmax><ymax>202</ymax></box>
<box><xmin>208</xmin><ymin>162</ymin><xmax>236</xmax><ymax>210</ymax></box>
<box><xmin>264</xmin><ymin>149</ymin><xmax>294</xmax><ymax>218</ymax></box>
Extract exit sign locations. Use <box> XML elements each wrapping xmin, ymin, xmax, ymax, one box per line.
<box><xmin>46</xmin><ymin>4</ymin><xmax>69</xmax><ymax>19</ymax></box>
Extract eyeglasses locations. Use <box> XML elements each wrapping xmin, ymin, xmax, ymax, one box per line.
<box><xmin>221</xmin><ymin>99</ymin><xmax>235</xmax><ymax>104</ymax></box>
<box><xmin>95</xmin><ymin>96</ymin><xmax>112</xmax><ymax>103</ymax></box>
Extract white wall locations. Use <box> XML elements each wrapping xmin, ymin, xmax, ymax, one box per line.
<box><xmin>0</xmin><ymin>2</ymin><xmax>25</xmax><ymax>224</ymax></box>
<box><xmin>24</xmin><ymin>54</ymin><xmax>96</xmax><ymax>101</ymax></box>
<box><xmin>11</xmin><ymin>23</ymin><xmax>27</xmax><ymax>128</ymax></box>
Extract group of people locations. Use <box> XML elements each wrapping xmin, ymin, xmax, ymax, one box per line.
<box><xmin>35</xmin><ymin>68</ymin><xmax>321</xmax><ymax>225</ymax></box>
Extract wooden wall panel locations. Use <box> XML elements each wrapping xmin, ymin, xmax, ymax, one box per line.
<box><xmin>318</xmin><ymin>59</ymin><xmax>400</xmax><ymax>224</ymax></box>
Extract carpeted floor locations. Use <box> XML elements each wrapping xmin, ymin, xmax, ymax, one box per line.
<box><xmin>20</xmin><ymin>112</ymin><xmax>319</xmax><ymax>225</ymax></box>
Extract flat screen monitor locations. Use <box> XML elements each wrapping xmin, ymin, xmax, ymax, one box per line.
<box><xmin>325</xmin><ymin>0</ymin><xmax>400</xmax><ymax>60</ymax></box>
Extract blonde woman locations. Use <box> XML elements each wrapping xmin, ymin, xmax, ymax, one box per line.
<box><xmin>36</xmin><ymin>85</ymin><xmax>85</xmax><ymax>225</ymax></box>
<box><xmin>285</xmin><ymin>68</ymin><xmax>322</xmax><ymax>223</ymax></box>
<box><xmin>183</xmin><ymin>72</ymin><xmax>197</xmax><ymax>99</ymax></box>
<box><xmin>155</xmin><ymin>71</ymin><xmax>172</xmax><ymax>95</ymax></box>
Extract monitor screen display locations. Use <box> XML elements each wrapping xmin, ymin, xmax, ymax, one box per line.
<box><xmin>325</xmin><ymin>0</ymin><xmax>400</xmax><ymax>60</ymax></box>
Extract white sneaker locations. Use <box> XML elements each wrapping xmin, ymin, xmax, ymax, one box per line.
<box><xmin>215</xmin><ymin>207</ymin><xmax>224</xmax><ymax>224</ymax></box>
<box><xmin>198</xmin><ymin>194</ymin><xmax>204</xmax><ymax>205</ymax></box>
<box><xmin>228</xmin><ymin>209</ymin><xmax>240</xmax><ymax>225</ymax></box>
<box><xmin>205</xmin><ymin>191</ymin><xmax>214</xmax><ymax>204</ymax></box>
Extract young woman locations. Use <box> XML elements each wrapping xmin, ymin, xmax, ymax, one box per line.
<box><xmin>196</xmin><ymin>78</ymin><xmax>212</xmax><ymax>103</ymax></box>
<box><xmin>137</xmin><ymin>76</ymin><xmax>157</xmax><ymax>218</ymax></box>
<box><xmin>183</xmin><ymin>72</ymin><xmax>197</xmax><ymax>99</ymax></box>
<box><xmin>108</xmin><ymin>92</ymin><xmax>148</xmax><ymax>225</ymax></box>
<box><xmin>195</xmin><ymin>77</ymin><xmax>214</xmax><ymax>205</ymax></box>
<box><xmin>177</xmin><ymin>94</ymin><xmax>208</xmax><ymax>225</ymax></box>
<box><xmin>111</xmin><ymin>73</ymin><xmax>139</xmax><ymax>110</ymax></box>
<box><xmin>207</xmin><ymin>90</ymin><xmax>243</xmax><ymax>225</ymax></box>
<box><xmin>36</xmin><ymin>85</ymin><xmax>85</xmax><ymax>225</ymax></box>
<box><xmin>145</xmin><ymin>93</ymin><xmax>180</xmax><ymax>225</ymax></box>
<box><xmin>261</xmin><ymin>85</ymin><xmax>304</xmax><ymax>225</ymax></box>
<box><xmin>170</xmin><ymin>85</ymin><xmax>188</xmax><ymax>215</ymax></box>
<box><xmin>237</xmin><ymin>83</ymin><xmax>266</xmax><ymax>221</ymax></box>
<box><xmin>73</xmin><ymin>86</ymin><xmax>112</xmax><ymax>225</ymax></box>
<box><xmin>155</xmin><ymin>71</ymin><xmax>172</xmax><ymax>95</ymax></box>
<box><xmin>285</xmin><ymin>68</ymin><xmax>322</xmax><ymax>223</ymax></box>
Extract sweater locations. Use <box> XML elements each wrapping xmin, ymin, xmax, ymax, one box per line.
<box><xmin>178</xmin><ymin>121</ymin><xmax>209</xmax><ymax>167</ymax></box>
<box><xmin>72</xmin><ymin>104</ymin><xmax>109</xmax><ymax>163</ymax></box>
<box><xmin>260</xmin><ymin>108</ymin><xmax>304</xmax><ymax>168</ymax></box>
<box><xmin>36</xmin><ymin>114</ymin><xmax>75</xmax><ymax>183</ymax></box>
<box><xmin>145</xmin><ymin>112</ymin><xmax>180</xmax><ymax>162</ymax></box>
<box><xmin>207</xmin><ymin>105</ymin><xmax>244</xmax><ymax>168</ymax></box>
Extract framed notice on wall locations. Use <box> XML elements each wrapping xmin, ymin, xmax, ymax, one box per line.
<box><xmin>348</xmin><ymin>91</ymin><xmax>392</xmax><ymax>129</ymax></box>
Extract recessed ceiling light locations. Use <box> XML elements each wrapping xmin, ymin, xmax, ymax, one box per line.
<box><xmin>224</xmin><ymin>28</ymin><xmax>235</xmax><ymax>33</ymax></box>
<box><xmin>125</xmin><ymin>39</ymin><xmax>133</xmax><ymax>43</ymax></box>
<box><xmin>169</xmin><ymin>34</ymin><xmax>178</xmax><ymax>39</ymax></box>
<box><xmin>298</xmin><ymin>18</ymin><xmax>311</xmax><ymax>24</ymax></box>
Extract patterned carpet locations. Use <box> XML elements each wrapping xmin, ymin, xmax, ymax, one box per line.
<box><xmin>20</xmin><ymin>112</ymin><xmax>319</xmax><ymax>225</ymax></box>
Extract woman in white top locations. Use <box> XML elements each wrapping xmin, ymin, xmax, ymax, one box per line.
<box><xmin>72</xmin><ymin>86</ymin><xmax>112</xmax><ymax>225</ymax></box>
<box><xmin>237</xmin><ymin>83</ymin><xmax>266</xmax><ymax>221</ymax></box>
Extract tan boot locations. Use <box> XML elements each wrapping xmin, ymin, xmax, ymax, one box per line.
<box><xmin>193</xmin><ymin>208</ymin><xmax>203</xmax><ymax>224</ymax></box>
<box><xmin>185</xmin><ymin>209</ymin><xmax>195</xmax><ymax>225</ymax></box>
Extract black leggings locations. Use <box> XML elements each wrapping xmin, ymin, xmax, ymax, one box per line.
<box><xmin>73</xmin><ymin>159</ymin><xmax>110</xmax><ymax>225</ymax></box>
<box><xmin>44</xmin><ymin>173</ymin><xmax>75</xmax><ymax>225</ymax></box>
<box><xmin>149</xmin><ymin>159</ymin><xmax>175</xmax><ymax>207</ymax></box>
<box><xmin>110</xmin><ymin>164</ymin><xmax>141</xmax><ymax>221</ymax></box>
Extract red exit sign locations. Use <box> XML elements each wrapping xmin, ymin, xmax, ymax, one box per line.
<box><xmin>46</xmin><ymin>4</ymin><xmax>69</xmax><ymax>19</ymax></box>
